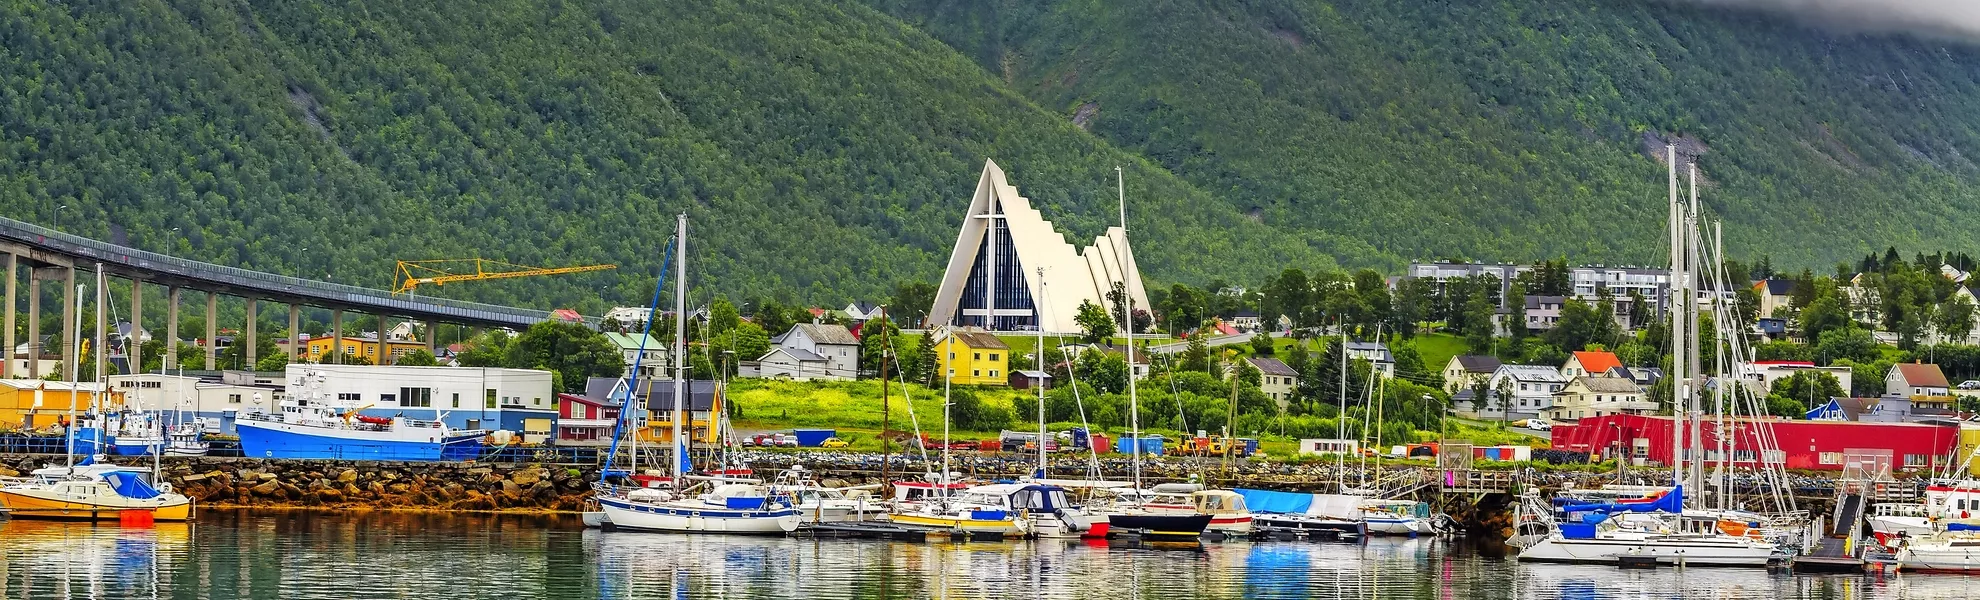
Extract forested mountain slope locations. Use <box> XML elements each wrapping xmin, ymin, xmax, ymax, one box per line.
<box><xmin>0</xmin><ymin>0</ymin><xmax>1342</xmax><ymax>311</ymax></box>
<box><xmin>867</xmin><ymin>0</ymin><xmax>1980</xmax><ymax>269</ymax></box>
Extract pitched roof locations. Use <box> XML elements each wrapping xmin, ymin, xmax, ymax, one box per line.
<box><xmin>603</xmin><ymin>332</ymin><xmax>667</xmax><ymax>351</ymax></box>
<box><xmin>1496</xmin><ymin>364</ymin><xmax>1568</xmax><ymax>382</ymax></box>
<box><xmin>1893</xmin><ymin>363</ymin><xmax>1951</xmax><ymax>388</ymax></box>
<box><xmin>793</xmin><ymin>323</ymin><xmax>860</xmax><ymax>346</ymax></box>
<box><xmin>644</xmin><ymin>380</ymin><xmax>720</xmax><ymax>412</ymax></box>
<box><xmin>1452</xmin><ymin>355</ymin><xmax>1501</xmax><ymax>373</ymax></box>
<box><xmin>1755</xmin><ymin>279</ymin><xmax>1796</xmax><ymax>296</ymax></box>
<box><xmin>1248</xmin><ymin>357</ymin><xmax>1298</xmax><ymax>377</ymax></box>
<box><xmin>1570</xmin><ymin>376</ymin><xmax>1641</xmax><ymax>394</ymax></box>
<box><xmin>1524</xmin><ymin>295</ymin><xmax>1567</xmax><ymax>309</ymax></box>
<box><xmin>766</xmin><ymin>347</ymin><xmax>827</xmax><ymax>362</ymax></box>
<box><xmin>1344</xmin><ymin>341</ymin><xmax>1393</xmax><ymax>362</ymax></box>
<box><xmin>942</xmin><ymin>328</ymin><xmax>1010</xmax><ymax>350</ymax></box>
<box><xmin>1570</xmin><ymin>351</ymin><xmax>1622</xmax><ymax>374</ymax></box>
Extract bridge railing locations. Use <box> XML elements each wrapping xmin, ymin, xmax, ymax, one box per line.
<box><xmin>0</xmin><ymin>216</ymin><xmax>556</xmax><ymax>325</ymax></box>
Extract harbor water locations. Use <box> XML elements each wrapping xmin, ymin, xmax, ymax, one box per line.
<box><xmin>0</xmin><ymin>510</ymin><xmax>1958</xmax><ymax>599</ymax></box>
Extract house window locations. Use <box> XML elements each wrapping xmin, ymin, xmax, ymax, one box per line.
<box><xmin>973</xmin><ymin>370</ymin><xmax>981</xmax><ymax>377</ymax></box>
<box><xmin>573</xmin><ymin>404</ymin><xmax>587</xmax><ymax>419</ymax></box>
<box><xmin>228</xmin><ymin>394</ymin><xmax>242</xmax><ymax>404</ymax></box>
<box><xmin>974</xmin><ymin>352</ymin><xmax>982</xmax><ymax>360</ymax></box>
<box><xmin>338</xmin><ymin>393</ymin><xmax>361</xmax><ymax>402</ymax></box>
<box><xmin>989</xmin><ymin>354</ymin><xmax>1000</xmax><ymax>361</ymax></box>
<box><xmin>381</xmin><ymin>393</ymin><xmax>396</xmax><ymax>404</ymax></box>
<box><xmin>452</xmin><ymin>393</ymin><xmax>461</xmax><ymax>408</ymax></box>
<box><xmin>1819</xmin><ymin>452</ymin><xmax>1843</xmax><ymax>465</ymax></box>
<box><xmin>399</xmin><ymin>387</ymin><xmax>432</xmax><ymax>408</ymax></box>
<box><xmin>1520</xmin><ymin>383</ymin><xmax>1529</xmax><ymax>391</ymax></box>
<box><xmin>949</xmin><ymin>352</ymin><xmax>955</xmax><ymax>360</ymax></box>
<box><xmin>486</xmin><ymin>389</ymin><xmax>497</xmax><ymax>409</ymax></box>
<box><xmin>1905</xmin><ymin>454</ymin><xmax>1930</xmax><ymax>467</ymax></box>
<box><xmin>990</xmin><ymin>370</ymin><xmax>999</xmax><ymax>378</ymax></box>
<box><xmin>533</xmin><ymin>397</ymin><xmax>543</xmax><ymax>406</ymax></box>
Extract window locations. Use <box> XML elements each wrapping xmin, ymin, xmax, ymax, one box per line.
<box><xmin>1762</xmin><ymin>450</ymin><xmax>1786</xmax><ymax>465</ymax></box>
<box><xmin>228</xmin><ymin>394</ymin><xmax>242</xmax><ymax>404</ymax></box>
<box><xmin>533</xmin><ymin>397</ymin><xmax>543</xmax><ymax>406</ymax></box>
<box><xmin>399</xmin><ymin>387</ymin><xmax>432</xmax><ymax>408</ymax></box>
<box><xmin>1905</xmin><ymin>454</ymin><xmax>1930</xmax><ymax>468</ymax></box>
<box><xmin>486</xmin><ymin>389</ymin><xmax>497</xmax><ymax>409</ymax></box>
<box><xmin>1520</xmin><ymin>383</ymin><xmax>1529</xmax><ymax>391</ymax></box>
<box><xmin>989</xmin><ymin>354</ymin><xmax>1000</xmax><ymax>361</ymax></box>
<box><xmin>338</xmin><ymin>393</ymin><xmax>361</xmax><ymax>402</ymax></box>
<box><xmin>974</xmin><ymin>352</ymin><xmax>982</xmax><ymax>360</ymax></box>
<box><xmin>452</xmin><ymin>393</ymin><xmax>461</xmax><ymax>408</ymax></box>
<box><xmin>973</xmin><ymin>370</ymin><xmax>981</xmax><ymax>377</ymax></box>
<box><xmin>1819</xmin><ymin>452</ymin><xmax>1843</xmax><ymax>466</ymax></box>
<box><xmin>572</xmin><ymin>404</ymin><xmax>587</xmax><ymax>419</ymax></box>
<box><xmin>381</xmin><ymin>393</ymin><xmax>396</xmax><ymax>404</ymax></box>
<box><xmin>990</xmin><ymin>370</ymin><xmax>999</xmax><ymax>378</ymax></box>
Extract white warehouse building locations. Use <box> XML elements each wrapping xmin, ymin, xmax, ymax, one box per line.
<box><xmin>109</xmin><ymin>371</ymin><xmax>285</xmax><ymax>435</ymax></box>
<box><xmin>280</xmin><ymin>365</ymin><xmax>558</xmax><ymax>440</ymax></box>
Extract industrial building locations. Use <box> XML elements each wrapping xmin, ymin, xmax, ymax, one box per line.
<box><xmin>1550</xmin><ymin>414</ymin><xmax>1963</xmax><ymax>473</ymax></box>
<box><xmin>280</xmin><ymin>364</ymin><xmax>557</xmax><ymax>441</ymax></box>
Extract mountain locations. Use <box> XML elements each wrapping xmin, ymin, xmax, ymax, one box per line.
<box><xmin>9</xmin><ymin>0</ymin><xmax>1980</xmax><ymax>315</ymax></box>
<box><xmin>867</xmin><ymin>0</ymin><xmax>1980</xmax><ymax>270</ymax></box>
<box><xmin>0</xmin><ymin>0</ymin><xmax>1339</xmax><ymax>313</ymax></box>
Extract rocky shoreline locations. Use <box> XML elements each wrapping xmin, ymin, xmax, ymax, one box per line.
<box><xmin>0</xmin><ymin>456</ymin><xmax>600</xmax><ymax>512</ymax></box>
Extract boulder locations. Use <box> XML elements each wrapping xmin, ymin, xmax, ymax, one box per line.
<box><xmin>387</xmin><ymin>483</ymin><xmax>411</xmax><ymax>495</ymax></box>
<box><xmin>250</xmin><ymin>481</ymin><xmax>282</xmax><ymax>496</ymax></box>
<box><xmin>510</xmin><ymin>468</ymin><xmax>545</xmax><ymax>486</ymax></box>
<box><xmin>500</xmin><ymin>480</ymin><xmax>521</xmax><ymax>499</ymax></box>
<box><xmin>0</xmin><ymin>466</ymin><xmax>19</xmax><ymax>478</ymax></box>
<box><xmin>335</xmin><ymin>469</ymin><xmax>359</xmax><ymax>483</ymax></box>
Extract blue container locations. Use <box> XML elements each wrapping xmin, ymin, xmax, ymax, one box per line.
<box><xmin>969</xmin><ymin>509</ymin><xmax>1008</xmax><ymax>521</ymax></box>
<box><xmin>792</xmin><ymin>429</ymin><xmax>836</xmax><ymax>447</ymax></box>
<box><xmin>1115</xmin><ymin>436</ymin><xmax>1165</xmax><ymax>456</ymax></box>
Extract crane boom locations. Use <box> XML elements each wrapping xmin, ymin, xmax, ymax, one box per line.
<box><xmin>393</xmin><ymin>259</ymin><xmax>616</xmax><ymax>294</ymax></box>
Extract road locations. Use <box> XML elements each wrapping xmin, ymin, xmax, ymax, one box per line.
<box><xmin>1145</xmin><ymin>331</ymin><xmax>1275</xmax><ymax>354</ymax></box>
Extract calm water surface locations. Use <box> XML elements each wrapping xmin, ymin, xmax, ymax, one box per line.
<box><xmin>0</xmin><ymin>511</ymin><xmax>1967</xmax><ymax>599</ymax></box>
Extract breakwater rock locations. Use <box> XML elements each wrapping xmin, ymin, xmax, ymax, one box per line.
<box><xmin>0</xmin><ymin>456</ymin><xmax>598</xmax><ymax>512</ymax></box>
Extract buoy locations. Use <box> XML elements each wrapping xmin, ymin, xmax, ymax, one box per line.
<box><xmin>119</xmin><ymin>510</ymin><xmax>154</xmax><ymax>527</ymax></box>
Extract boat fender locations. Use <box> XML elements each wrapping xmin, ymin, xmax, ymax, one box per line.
<box><xmin>1055</xmin><ymin>509</ymin><xmax>1084</xmax><ymax>532</ymax></box>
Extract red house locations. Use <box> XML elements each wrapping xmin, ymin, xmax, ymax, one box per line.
<box><xmin>1551</xmin><ymin>414</ymin><xmax>1960</xmax><ymax>472</ymax></box>
<box><xmin>557</xmin><ymin>392</ymin><xmax>621</xmax><ymax>445</ymax></box>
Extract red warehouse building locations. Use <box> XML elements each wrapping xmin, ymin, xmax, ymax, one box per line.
<box><xmin>556</xmin><ymin>392</ymin><xmax>621</xmax><ymax>445</ymax></box>
<box><xmin>1551</xmin><ymin>414</ymin><xmax>1960</xmax><ymax>472</ymax></box>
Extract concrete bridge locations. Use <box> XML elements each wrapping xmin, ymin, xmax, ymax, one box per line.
<box><xmin>0</xmin><ymin>216</ymin><xmax>562</xmax><ymax>377</ymax></box>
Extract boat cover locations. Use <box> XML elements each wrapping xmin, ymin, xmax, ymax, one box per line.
<box><xmin>1560</xmin><ymin>486</ymin><xmax>1682</xmax><ymax>514</ymax></box>
<box><xmin>103</xmin><ymin>471</ymin><xmax>163</xmax><ymax>499</ymax></box>
<box><xmin>1949</xmin><ymin>522</ymin><xmax>1980</xmax><ymax>532</ymax></box>
<box><xmin>1235</xmin><ymin>489</ymin><xmax>1365</xmax><ymax>519</ymax></box>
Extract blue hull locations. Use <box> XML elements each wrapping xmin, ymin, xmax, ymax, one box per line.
<box><xmin>112</xmin><ymin>441</ymin><xmax>159</xmax><ymax>456</ymax></box>
<box><xmin>238</xmin><ymin>425</ymin><xmax>484</xmax><ymax>461</ymax></box>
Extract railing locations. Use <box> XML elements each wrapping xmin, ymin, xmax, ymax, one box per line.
<box><xmin>0</xmin><ymin>216</ymin><xmax>558</xmax><ymax>327</ymax></box>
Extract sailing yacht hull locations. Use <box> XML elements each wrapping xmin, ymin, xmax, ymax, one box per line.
<box><xmin>1897</xmin><ymin>543</ymin><xmax>1980</xmax><ymax>573</ymax></box>
<box><xmin>0</xmin><ymin>488</ymin><xmax>192</xmax><ymax>521</ymax></box>
<box><xmin>1104</xmin><ymin>513</ymin><xmax>1212</xmax><ymax>540</ymax></box>
<box><xmin>886</xmin><ymin>512</ymin><xmax>1028</xmax><ymax>536</ymax></box>
<box><xmin>1517</xmin><ymin>535</ymin><xmax>1780</xmax><ymax>567</ymax></box>
<box><xmin>597</xmin><ymin>497</ymin><xmax>800</xmax><ymax>534</ymax></box>
<box><xmin>1365</xmin><ymin>516</ymin><xmax>1430</xmax><ymax>536</ymax></box>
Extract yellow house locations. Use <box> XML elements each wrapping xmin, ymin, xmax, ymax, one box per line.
<box><xmin>0</xmin><ymin>380</ymin><xmax>121</xmax><ymax>431</ymax></box>
<box><xmin>302</xmin><ymin>335</ymin><xmax>429</xmax><ymax>364</ymax></box>
<box><xmin>621</xmin><ymin>379</ymin><xmax>725</xmax><ymax>447</ymax></box>
<box><xmin>933</xmin><ymin>327</ymin><xmax>1010</xmax><ymax>386</ymax></box>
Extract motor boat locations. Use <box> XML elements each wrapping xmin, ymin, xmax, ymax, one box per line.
<box><xmin>0</xmin><ymin>463</ymin><xmax>193</xmax><ymax>521</ymax></box>
<box><xmin>885</xmin><ymin>483</ymin><xmax>1030</xmax><ymax>537</ymax></box>
<box><xmin>1109</xmin><ymin>484</ymin><xmax>1253</xmax><ymax>535</ymax></box>
<box><xmin>768</xmin><ymin>467</ymin><xmax>883</xmax><ymax>523</ymax></box>
<box><xmin>1894</xmin><ymin>525</ymin><xmax>1980</xmax><ymax>572</ymax></box>
<box><xmin>1000</xmin><ymin>483</ymin><xmax>1106</xmax><ymax>539</ymax></box>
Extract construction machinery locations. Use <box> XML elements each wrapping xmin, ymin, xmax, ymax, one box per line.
<box><xmin>392</xmin><ymin>259</ymin><xmax>616</xmax><ymax>295</ymax></box>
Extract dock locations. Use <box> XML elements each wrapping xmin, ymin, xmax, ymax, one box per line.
<box><xmin>1792</xmin><ymin>491</ymin><xmax>1868</xmax><ymax>573</ymax></box>
<box><xmin>793</xmin><ymin>521</ymin><xmax>1005</xmax><ymax>542</ymax></box>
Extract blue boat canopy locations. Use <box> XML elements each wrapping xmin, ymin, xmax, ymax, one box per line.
<box><xmin>1235</xmin><ymin>488</ymin><xmax>1313</xmax><ymax>514</ymax></box>
<box><xmin>102</xmin><ymin>471</ymin><xmax>163</xmax><ymax>500</ymax></box>
<box><xmin>1560</xmin><ymin>486</ymin><xmax>1683</xmax><ymax>514</ymax></box>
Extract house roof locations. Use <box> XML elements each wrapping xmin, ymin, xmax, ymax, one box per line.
<box><xmin>644</xmin><ymin>380</ymin><xmax>720</xmax><ymax>412</ymax></box>
<box><xmin>1893</xmin><ymin>363</ymin><xmax>1951</xmax><ymax>388</ymax></box>
<box><xmin>1836</xmin><ymin>397</ymin><xmax>1881</xmax><ymax>421</ymax></box>
<box><xmin>1524</xmin><ymin>295</ymin><xmax>1567</xmax><ymax>309</ymax></box>
<box><xmin>764</xmin><ymin>347</ymin><xmax>827</xmax><ymax>362</ymax></box>
<box><xmin>1344</xmin><ymin>341</ymin><xmax>1393</xmax><ymax>362</ymax></box>
<box><xmin>1233</xmin><ymin>309</ymin><xmax>1260</xmax><ymax>318</ymax></box>
<box><xmin>1452</xmin><ymin>355</ymin><xmax>1502</xmax><ymax>373</ymax></box>
<box><xmin>1496</xmin><ymin>365</ymin><xmax>1568</xmax><ymax>382</ymax></box>
<box><xmin>850</xmin><ymin>301</ymin><xmax>881</xmax><ymax>315</ymax></box>
<box><xmin>942</xmin><ymin>328</ymin><xmax>1010</xmax><ymax>350</ymax></box>
<box><xmin>1755</xmin><ymin>279</ymin><xmax>1795</xmax><ymax>296</ymax></box>
<box><xmin>557</xmin><ymin>392</ymin><xmax>618</xmax><ymax>409</ymax></box>
<box><xmin>1013</xmin><ymin>370</ymin><xmax>1052</xmax><ymax>379</ymax></box>
<box><xmin>1570</xmin><ymin>376</ymin><xmax>1641</xmax><ymax>394</ymax></box>
<box><xmin>793</xmin><ymin>323</ymin><xmax>860</xmax><ymax>346</ymax></box>
<box><xmin>1248</xmin><ymin>357</ymin><xmax>1298</xmax><ymax>377</ymax></box>
<box><xmin>603</xmin><ymin>332</ymin><xmax>667</xmax><ymax>351</ymax></box>
<box><xmin>1570</xmin><ymin>351</ymin><xmax>1622</xmax><ymax>374</ymax></box>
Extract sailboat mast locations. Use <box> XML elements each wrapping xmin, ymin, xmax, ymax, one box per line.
<box><xmin>1037</xmin><ymin>267</ymin><xmax>1048</xmax><ymax>479</ymax></box>
<box><xmin>671</xmin><ymin>214</ymin><xmax>688</xmax><ymax>484</ymax></box>
<box><xmin>943</xmin><ymin>329</ymin><xmax>953</xmax><ymax>489</ymax></box>
<box><xmin>1117</xmin><ymin>166</ymin><xmax>1141</xmax><ymax>491</ymax></box>
<box><xmin>1666</xmin><ymin>144</ymin><xmax>1685</xmax><ymax>489</ymax></box>
<box><xmin>94</xmin><ymin>264</ymin><xmax>106</xmax><ymax>454</ymax></box>
<box><xmin>1713</xmin><ymin>219</ymin><xmax>1729</xmax><ymax>512</ymax></box>
<box><xmin>1687</xmin><ymin>164</ymin><xmax>1704</xmax><ymax>495</ymax></box>
<box><xmin>65</xmin><ymin>280</ymin><xmax>84</xmax><ymax>468</ymax></box>
<box><xmin>1337</xmin><ymin>321</ymin><xmax>1347</xmax><ymax>494</ymax></box>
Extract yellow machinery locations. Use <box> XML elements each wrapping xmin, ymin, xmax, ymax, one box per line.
<box><xmin>393</xmin><ymin>259</ymin><xmax>616</xmax><ymax>294</ymax></box>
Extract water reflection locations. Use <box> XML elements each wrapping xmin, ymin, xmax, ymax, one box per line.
<box><xmin>7</xmin><ymin>512</ymin><xmax>1980</xmax><ymax>599</ymax></box>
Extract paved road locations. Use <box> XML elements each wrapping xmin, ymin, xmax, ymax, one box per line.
<box><xmin>1145</xmin><ymin>331</ymin><xmax>1278</xmax><ymax>354</ymax></box>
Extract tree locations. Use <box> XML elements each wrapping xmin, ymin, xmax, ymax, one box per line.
<box><xmin>889</xmin><ymin>281</ymin><xmax>937</xmax><ymax>328</ymax></box>
<box><xmin>1626</xmin><ymin>289</ymin><xmax>1650</xmax><ymax>329</ymax></box>
<box><xmin>755</xmin><ymin>300</ymin><xmax>795</xmax><ymax>338</ymax></box>
<box><xmin>910</xmin><ymin>334</ymin><xmax>940</xmax><ymax>385</ymax></box>
<box><xmin>1815</xmin><ymin>327</ymin><xmax>1877</xmax><ymax>366</ymax></box>
<box><xmin>1798</xmin><ymin>294</ymin><xmax>1850</xmax><ymax>342</ymax></box>
<box><xmin>1075</xmin><ymin>300</ymin><xmax>1114</xmax><ymax>345</ymax></box>
<box><xmin>710</xmin><ymin>321</ymin><xmax>772</xmax><ymax>369</ymax></box>
<box><xmin>1264</xmin><ymin>268</ymin><xmax>1310</xmax><ymax>331</ymax></box>
<box><xmin>1492</xmin><ymin>375</ymin><xmax>1515</xmax><ymax>425</ymax></box>
<box><xmin>1468</xmin><ymin>377</ymin><xmax>1490</xmax><ymax>413</ymax></box>
<box><xmin>858</xmin><ymin>317</ymin><xmax>901</xmax><ymax>378</ymax></box>
<box><xmin>1181</xmin><ymin>333</ymin><xmax>1211</xmax><ymax>372</ymax></box>
<box><xmin>1162</xmin><ymin>284</ymin><xmax>1208</xmax><ymax>333</ymax></box>
<box><xmin>253</xmin><ymin>351</ymin><xmax>290</xmax><ymax>372</ymax></box>
<box><xmin>504</xmin><ymin>321</ymin><xmax>623</xmax><ymax>392</ymax></box>
<box><xmin>394</xmin><ymin>349</ymin><xmax>440</xmax><ymax>367</ymax></box>
<box><xmin>1505</xmin><ymin>283</ymin><xmax>1529</xmax><ymax>340</ymax></box>
<box><xmin>1937</xmin><ymin>294</ymin><xmax>1977</xmax><ymax>344</ymax></box>
<box><xmin>1391</xmin><ymin>278</ymin><xmax>1432</xmax><ymax>338</ymax></box>
<box><xmin>1461</xmin><ymin>293</ymin><xmax>1496</xmax><ymax>354</ymax></box>
<box><xmin>1769</xmin><ymin>371</ymin><xmax>1845</xmax><ymax>411</ymax></box>
<box><xmin>709</xmin><ymin>297</ymin><xmax>741</xmax><ymax>337</ymax></box>
<box><xmin>455</xmin><ymin>330</ymin><xmax>513</xmax><ymax>367</ymax></box>
<box><xmin>1077</xmin><ymin>350</ymin><xmax>1130</xmax><ymax>395</ymax></box>
<box><xmin>1249</xmin><ymin>332</ymin><xmax>1275</xmax><ymax>356</ymax></box>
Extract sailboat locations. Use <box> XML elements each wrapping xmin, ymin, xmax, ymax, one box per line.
<box><xmin>592</xmin><ymin>214</ymin><xmax>799</xmax><ymax>535</ymax></box>
<box><xmin>1012</xmin><ymin>277</ymin><xmax>1109</xmax><ymax>539</ymax></box>
<box><xmin>1092</xmin><ymin>167</ymin><xmax>1211</xmax><ymax>541</ymax></box>
<box><xmin>1512</xmin><ymin>150</ymin><xmax>1783</xmax><ymax>567</ymax></box>
<box><xmin>0</xmin><ymin>267</ymin><xmax>193</xmax><ymax>521</ymax></box>
<box><xmin>882</xmin><ymin>325</ymin><xmax>1029</xmax><ymax>537</ymax></box>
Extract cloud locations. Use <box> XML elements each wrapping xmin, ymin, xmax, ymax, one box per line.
<box><xmin>1677</xmin><ymin>0</ymin><xmax>1980</xmax><ymax>39</ymax></box>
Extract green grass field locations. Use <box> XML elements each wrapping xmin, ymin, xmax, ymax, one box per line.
<box><xmin>1408</xmin><ymin>333</ymin><xmax>1469</xmax><ymax>376</ymax></box>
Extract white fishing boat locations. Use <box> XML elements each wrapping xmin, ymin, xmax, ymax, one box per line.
<box><xmin>163</xmin><ymin>423</ymin><xmax>209</xmax><ymax>457</ymax></box>
<box><xmin>769</xmin><ymin>466</ymin><xmax>883</xmax><ymax>523</ymax></box>
<box><xmin>1360</xmin><ymin>499</ymin><xmax>1439</xmax><ymax>536</ymax></box>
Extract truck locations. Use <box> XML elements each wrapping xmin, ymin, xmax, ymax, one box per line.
<box><xmin>998</xmin><ymin>430</ymin><xmax>1061</xmax><ymax>453</ymax></box>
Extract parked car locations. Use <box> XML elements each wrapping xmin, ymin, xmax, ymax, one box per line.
<box><xmin>820</xmin><ymin>437</ymin><xmax>849</xmax><ymax>449</ymax></box>
<box><xmin>1960</xmin><ymin>380</ymin><xmax>1980</xmax><ymax>390</ymax></box>
<box><xmin>774</xmin><ymin>433</ymin><xmax>800</xmax><ymax>448</ymax></box>
<box><xmin>1523</xmin><ymin>418</ymin><xmax>1553</xmax><ymax>432</ymax></box>
<box><xmin>740</xmin><ymin>435</ymin><xmax>758</xmax><ymax>447</ymax></box>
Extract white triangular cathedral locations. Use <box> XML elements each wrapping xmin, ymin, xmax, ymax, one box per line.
<box><xmin>926</xmin><ymin>160</ymin><xmax>1149</xmax><ymax>333</ymax></box>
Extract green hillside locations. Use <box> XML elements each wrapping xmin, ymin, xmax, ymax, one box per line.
<box><xmin>10</xmin><ymin>0</ymin><xmax>1980</xmax><ymax>313</ymax></box>
<box><xmin>868</xmin><ymin>0</ymin><xmax>1980</xmax><ymax>269</ymax></box>
<box><xmin>0</xmin><ymin>0</ymin><xmax>1338</xmax><ymax>313</ymax></box>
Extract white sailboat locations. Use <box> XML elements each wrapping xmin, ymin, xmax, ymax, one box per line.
<box><xmin>883</xmin><ymin>325</ymin><xmax>1028</xmax><ymax>537</ymax></box>
<box><xmin>593</xmin><ymin>214</ymin><xmax>799</xmax><ymax>535</ymax></box>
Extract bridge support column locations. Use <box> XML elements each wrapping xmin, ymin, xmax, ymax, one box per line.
<box><xmin>378</xmin><ymin>313</ymin><xmax>392</xmax><ymax>365</ymax></box>
<box><xmin>129</xmin><ymin>279</ymin><xmax>142</xmax><ymax>375</ymax></box>
<box><xmin>331</xmin><ymin>309</ymin><xmax>343</xmax><ymax>365</ymax></box>
<box><xmin>60</xmin><ymin>267</ymin><xmax>74</xmax><ymax>379</ymax></box>
<box><xmin>204</xmin><ymin>292</ymin><xmax>217</xmax><ymax>371</ymax></box>
<box><xmin>425</xmin><ymin>320</ymin><xmax>436</xmax><ymax>354</ymax></box>
<box><xmin>25</xmin><ymin>276</ymin><xmax>39</xmax><ymax>378</ymax></box>
<box><xmin>288</xmin><ymin>303</ymin><xmax>300</xmax><ymax>365</ymax></box>
<box><xmin>2</xmin><ymin>253</ymin><xmax>14</xmax><ymax>380</ymax></box>
<box><xmin>165</xmin><ymin>287</ymin><xmax>179</xmax><ymax>369</ymax></box>
<box><xmin>244</xmin><ymin>298</ymin><xmax>257</xmax><ymax>369</ymax></box>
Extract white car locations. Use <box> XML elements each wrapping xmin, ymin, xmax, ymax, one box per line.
<box><xmin>1523</xmin><ymin>419</ymin><xmax>1553</xmax><ymax>431</ymax></box>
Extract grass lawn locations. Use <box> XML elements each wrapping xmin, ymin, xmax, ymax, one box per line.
<box><xmin>1409</xmin><ymin>333</ymin><xmax>1469</xmax><ymax>374</ymax></box>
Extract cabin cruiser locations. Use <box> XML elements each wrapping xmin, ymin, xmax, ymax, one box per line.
<box><xmin>1894</xmin><ymin>524</ymin><xmax>1980</xmax><ymax>572</ymax></box>
<box><xmin>885</xmin><ymin>483</ymin><xmax>1030</xmax><ymax>537</ymax></box>
<box><xmin>1360</xmin><ymin>499</ymin><xmax>1441</xmax><ymax>536</ymax></box>
<box><xmin>1002</xmin><ymin>483</ymin><xmax>1107</xmax><ymax>538</ymax></box>
<box><xmin>0</xmin><ymin>463</ymin><xmax>193</xmax><ymax>521</ymax></box>
<box><xmin>767</xmin><ymin>466</ymin><xmax>882</xmax><ymax>523</ymax></box>
<box><xmin>1108</xmin><ymin>484</ymin><xmax>1253</xmax><ymax>535</ymax></box>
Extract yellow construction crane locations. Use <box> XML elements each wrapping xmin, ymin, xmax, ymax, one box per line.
<box><xmin>392</xmin><ymin>259</ymin><xmax>617</xmax><ymax>295</ymax></box>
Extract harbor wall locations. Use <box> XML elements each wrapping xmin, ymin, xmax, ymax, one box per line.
<box><xmin>0</xmin><ymin>456</ymin><xmax>600</xmax><ymax>512</ymax></box>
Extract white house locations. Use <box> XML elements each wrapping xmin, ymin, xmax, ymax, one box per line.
<box><xmin>1524</xmin><ymin>295</ymin><xmax>1565</xmax><ymax>331</ymax></box>
<box><xmin>746</xmin><ymin>323</ymin><xmax>860</xmax><ymax>380</ymax></box>
<box><xmin>109</xmin><ymin>372</ymin><xmax>286</xmax><ymax>435</ymax></box>
<box><xmin>604</xmin><ymin>332</ymin><xmax>668</xmax><ymax>379</ymax></box>
<box><xmin>1344</xmin><ymin>341</ymin><xmax>1395</xmax><ymax>378</ymax></box>
<box><xmin>1887</xmin><ymin>363</ymin><xmax>1951</xmax><ymax>398</ymax></box>
<box><xmin>1737</xmin><ymin>360</ymin><xmax>1853</xmax><ymax>397</ymax></box>
<box><xmin>1543</xmin><ymin>376</ymin><xmax>1656</xmax><ymax>421</ymax></box>
<box><xmin>1479</xmin><ymin>365</ymin><xmax>1568</xmax><ymax>420</ymax></box>
<box><xmin>1247</xmin><ymin>357</ymin><xmax>1299</xmax><ymax>409</ymax></box>
<box><xmin>1442</xmin><ymin>355</ymin><xmax>1502</xmax><ymax>394</ymax></box>
<box><xmin>281</xmin><ymin>365</ymin><xmax>556</xmax><ymax>439</ymax></box>
<box><xmin>843</xmin><ymin>302</ymin><xmax>885</xmax><ymax>322</ymax></box>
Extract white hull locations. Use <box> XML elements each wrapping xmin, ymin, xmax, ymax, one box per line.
<box><xmin>1366</xmin><ymin>517</ymin><xmax>1429</xmax><ymax>536</ymax></box>
<box><xmin>1517</xmin><ymin>534</ymin><xmax>1780</xmax><ymax>567</ymax></box>
<box><xmin>1898</xmin><ymin>542</ymin><xmax>1980</xmax><ymax>572</ymax></box>
<box><xmin>1870</xmin><ymin>515</ymin><xmax>1935</xmax><ymax>538</ymax></box>
<box><xmin>582</xmin><ymin>511</ymin><xmax>609</xmax><ymax>528</ymax></box>
<box><xmin>598</xmin><ymin>497</ymin><xmax>799</xmax><ymax>534</ymax></box>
